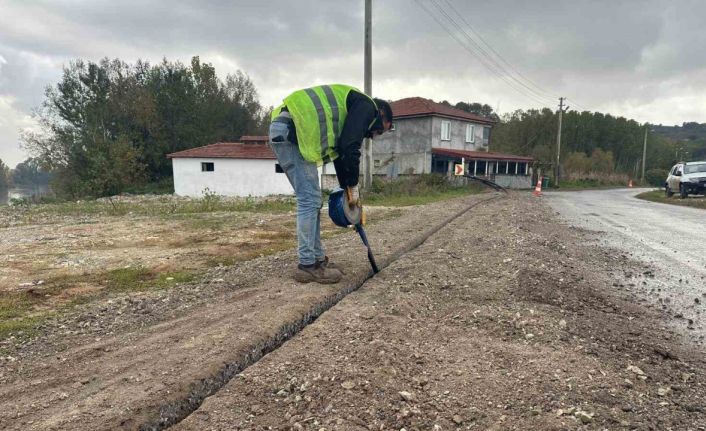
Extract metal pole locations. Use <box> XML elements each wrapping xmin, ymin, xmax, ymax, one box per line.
<box><xmin>363</xmin><ymin>0</ymin><xmax>373</xmax><ymax>189</ymax></box>
<box><xmin>641</xmin><ymin>125</ymin><xmax>648</xmax><ymax>183</ymax></box>
<box><xmin>555</xmin><ymin>97</ymin><xmax>564</xmax><ymax>187</ymax></box>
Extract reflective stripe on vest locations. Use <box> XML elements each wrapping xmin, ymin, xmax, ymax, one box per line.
<box><xmin>303</xmin><ymin>87</ymin><xmax>331</xmax><ymax>161</ymax></box>
<box><xmin>321</xmin><ymin>85</ymin><xmax>340</xmax><ymax>138</ymax></box>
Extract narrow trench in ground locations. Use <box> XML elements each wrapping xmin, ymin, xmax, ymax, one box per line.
<box><xmin>137</xmin><ymin>194</ymin><xmax>502</xmax><ymax>431</ymax></box>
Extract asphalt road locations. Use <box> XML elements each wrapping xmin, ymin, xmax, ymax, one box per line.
<box><xmin>545</xmin><ymin>188</ymin><xmax>706</xmax><ymax>344</ymax></box>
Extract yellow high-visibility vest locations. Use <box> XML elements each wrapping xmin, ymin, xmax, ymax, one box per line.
<box><xmin>272</xmin><ymin>84</ymin><xmax>378</xmax><ymax>164</ymax></box>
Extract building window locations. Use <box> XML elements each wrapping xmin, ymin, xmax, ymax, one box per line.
<box><xmin>518</xmin><ymin>163</ymin><xmax>527</xmax><ymax>175</ymax></box>
<box><xmin>441</xmin><ymin>120</ymin><xmax>450</xmax><ymax>141</ymax></box>
<box><xmin>465</xmin><ymin>124</ymin><xmax>475</xmax><ymax>143</ymax></box>
<box><xmin>482</xmin><ymin>127</ymin><xmax>491</xmax><ymax>145</ymax></box>
<box><xmin>374</xmin><ymin>159</ymin><xmax>381</xmax><ymax>168</ymax></box>
<box><xmin>201</xmin><ymin>162</ymin><xmax>214</xmax><ymax>172</ymax></box>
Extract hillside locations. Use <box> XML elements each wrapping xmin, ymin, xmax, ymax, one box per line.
<box><xmin>652</xmin><ymin>122</ymin><xmax>706</xmax><ymax>160</ymax></box>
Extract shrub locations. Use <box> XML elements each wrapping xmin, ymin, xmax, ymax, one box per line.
<box><xmin>645</xmin><ymin>168</ymin><xmax>668</xmax><ymax>187</ymax></box>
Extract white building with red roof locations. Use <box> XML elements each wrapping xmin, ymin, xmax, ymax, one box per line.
<box><xmin>373</xmin><ymin>97</ymin><xmax>534</xmax><ymax>188</ymax></box>
<box><xmin>167</xmin><ymin>142</ymin><xmax>293</xmax><ymax>197</ymax></box>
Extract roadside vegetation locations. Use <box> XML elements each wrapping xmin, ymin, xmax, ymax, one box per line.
<box><xmin>636</xmin><ymin>189</ymin><xmax>706</xmax><ymax>209</ymax></box>
<box><xmin>365</xmin><ymin>173</ymin><xmax>482</xmax><ymax>206</ymax></box>
<box><xmin>552</xmin><ymin>174</ymin><xmax>631</xmax><ymax>190</ymax></box>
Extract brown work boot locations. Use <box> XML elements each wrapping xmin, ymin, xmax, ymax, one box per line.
<box><xmin>317</xmin><ymin>256</ymin><xmax>345</xmax><ymax>274</ymax></box>
<box><xmin>294</xmin><ymin>261</ymin><xmax>342</xmax><ymax>284</ymax></box>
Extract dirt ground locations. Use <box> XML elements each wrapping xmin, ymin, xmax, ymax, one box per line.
<box><xmin>1</xmin><ymin>193</ymin><xmax>705</xmax><ymax>430</ymax></box>
<box><xmin>0</xmin><ymin>194</ymin><xmax>400</xmax><ymax>341</ymax></box>
<box><xmin>172</xmin><ymin>195</ymin><xmax>706</xmax><ymax>430</ymax></box>
<box><xmin>0</xmin><ymin>195</ymin><xmax>478</xmax><ymax>430</ymax></box>
<box><xmin>0</xmin><ymin>196</ymin><xmax>309</xmax><ymax>295</ymax></box>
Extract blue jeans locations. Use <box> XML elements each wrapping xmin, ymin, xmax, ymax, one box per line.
<box><xmin>269</xmin><ymin>120</ymin><xmax>324</xmax><ymax>266</ymax></box>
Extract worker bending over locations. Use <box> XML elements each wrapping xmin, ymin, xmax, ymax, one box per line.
<box><xmin>269</xmin><ymin>84</ymin><xmax>393</xmax><ymax>284</ymax></box>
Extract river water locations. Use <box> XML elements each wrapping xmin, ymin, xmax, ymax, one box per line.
<box><xmin>0</xmin><ymin>186</ymin><xmax>51</xmax><ymax>205</ymax></box>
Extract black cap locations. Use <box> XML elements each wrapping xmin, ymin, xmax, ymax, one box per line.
<box><xmin>373</xmin><ymin>98</ymin><xmax>393</xmax><ymax>126</ymax></box>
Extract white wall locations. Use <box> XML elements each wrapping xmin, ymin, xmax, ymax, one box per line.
<box><xmin>494</xmin><ymin>174</ymin><xmax>532</xmax><ymax>189</ymax></box>
<box><xmin>172</xmin><ymin>157</ymin><xmax>294</xmax><ymax>197</ymax></box>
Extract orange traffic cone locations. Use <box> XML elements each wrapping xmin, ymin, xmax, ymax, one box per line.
<box><xmin>533</xmin><ymin>178</ymin><xmax>543</xmax><ymax>197</ymax></box>
<box><xmin>628</xmin><ymin>179</ymin><xmax>633</xmax><ymax>188</ymax></box>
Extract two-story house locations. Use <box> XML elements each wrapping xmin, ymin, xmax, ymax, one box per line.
<box><xmin>372</xmin><ymin>97</ymin><xmax>533</xmax><ymax>188</ymax></box>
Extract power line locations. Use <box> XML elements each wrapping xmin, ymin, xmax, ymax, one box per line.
<box><xmin>442</xmin><ymin>0</ymin><xmax>597</xmax><ymax>111</ymax></box>
<box><xmin>414</xmin><ymin>0</ymin><xmax>553</xmax><ymax>106</ymax></box>
<box><xmin>565</xmin><ymin>97</ymin><xmax>592</xmax><ymax>112</ymax></box>
<box><xmin>417</xmin><ymin>0</ymin><xmax>596</xmax><ymax>112</ymax></box>
<box><xmin>439</xmin><ymin>0</ymin><xmax>560</xmax><ymax>103</ymax></box>
<box><xmin>427</xmin><ymin>0</ymin><xmax>556</xmax><ymax>105</ymax></box>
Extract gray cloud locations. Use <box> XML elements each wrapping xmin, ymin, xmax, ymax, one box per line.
<box><xmin>1</xmin><ymin>0</ymin><xmax>705</xmax><ymax>166</ymax></box>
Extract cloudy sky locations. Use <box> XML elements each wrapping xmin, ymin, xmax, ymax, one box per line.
<box><xmin>1</xmin><ymin>0</ymin><xmax>705</xmax><ymax>166</ymax></box>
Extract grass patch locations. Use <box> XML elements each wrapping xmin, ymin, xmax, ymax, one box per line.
<box><xmin>0</xmin><ymin>292</ymin><xmax>50</xmax><ymax>340</ymax></box>
<box><xmin>185</xmin><ymin>216</ymin><xmax>227</xmax><ymax>230</ymax></box>
<box><xmin>122</xmin><ymin>178</ymin><xmax>175</xmax><ymax>195</ymax></box>
<box><xmin>364</xmin><ymin>174</ymin><xmax>481</xmax><ymax>207</ymax></box>
<box><xmin>636</xmin><ymin>189</ymin><xmax>706</xmax><ymax>209</ymax></box>
<box><xmin>0</xmin><ymin>316</ymin><xmax>42</xmax><ymax>340</ymax></box>
<box><xmin>367</xmin><ymin>187</ymin><xmax>477</xmax><ymax>206</ymax></box>
<box><xmin>0</xmin><ymin>293</ymin><xmax>37</xmax><ymax>320</ymax></box>
<box><xmin>204</xmin><ymin>239</ymin><xmax>296</xmax><ymax>267</ymax></box>
<box><xmin>105</xmin><ymin>267</ymin><xmax>198</xmax><ymax>292</ymax></box>
<box><xmin>106</xmin><ymin>267</ymin><xmax>154</xmax><ymax>292</ymax></box>
<box><xmin>0</xmin><ymin>194</ymin><xmax>295</xmax><ymax>225</ymax></box>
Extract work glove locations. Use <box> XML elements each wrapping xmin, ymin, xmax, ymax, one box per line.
<box><xmin>346</xmin><ymin>186</ymin><xmax>361</xmax><ymax>208</ymax></box>
<box><xmin>344</xmin><ymin>186</ymin><xmax>364</xmax><ymax>225</ymax></box>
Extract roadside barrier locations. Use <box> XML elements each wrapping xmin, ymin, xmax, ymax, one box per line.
<box><xmin>533</xmin><ymin>178</ymin><xmax>543</xmax><ymax>197</ymax></box>
<box><xmin>628</xmin><ymin>179</ymin><xmax>634</xmax><ymax>188</ymax></box>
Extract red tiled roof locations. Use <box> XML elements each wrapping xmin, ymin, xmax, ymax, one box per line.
<box><xmin>391</xmin><ymin>97</ymin><xmax>496</xmax><ymax>124</ymax></box>
<box><xmin>167</xmin><ymin>143</ymin><xmax>275</xmax><ymax>159</ymax></box>
<box><xmin>432</xmin><ymin>148</ymin><xmax>533</xmax><ymax>162</ymax></box>
<box><xmin>239</xmin><ymin>135</ymin><xmax>268</xmax><ymax>142</ymax></box>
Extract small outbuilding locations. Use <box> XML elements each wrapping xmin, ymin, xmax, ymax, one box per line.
<box><xmin>167</xmin><ymin>143</ymin><xmax>293</xmax><ymax>197</ymax></box>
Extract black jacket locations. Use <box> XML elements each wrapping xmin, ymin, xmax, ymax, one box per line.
<box><xmin>333</xmin><ymin>90</ymin><xmax>383</xmax><ymax>188</ymax></box>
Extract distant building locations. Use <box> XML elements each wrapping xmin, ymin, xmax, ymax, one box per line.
<box><xmin>368</xmin><ymin>97</ymin><xmax>534</xmax><ymax>188</ymax></box>
<box><xmin>239</xmin><ymin>135</ymin><xmax>269</xmax><ymax>145</ymax></box>
<box><xmin>167</xmin><ymin>143</ymin><xmax>292</xmax><ymax>197</ymax></box>
<box><xmin>168</xmin><ymin>99</ymin><xmax>534</xmax><ymax>197</ymax></box>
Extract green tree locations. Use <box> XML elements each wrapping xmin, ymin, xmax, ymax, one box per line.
<box><xmin>453</xmin><ymin>101</ymin><xmax>499</xmax><ymax>121</ymax></box>
<box><xmin>0</xmin><ymin>159</ymin><xmax>10</xmax><ymax>190</ymax></box>
<box><xmin>487</xmin><ymin>107</ymin><xmax>677</xmax><ymax>176</ymax></box>
<box><xmin>23</xmin><ymin>56</ymin><xmax>266</xmax><ymax>198</ymax></box>
<box><xmin>12</xmin><ymin>158</ymin><xmax>52</xmax><ymax>186</ymax></box>
<box><xmin>564</xmin><ymin>151</ymin><xmax>590</xmax><ymax>174</ymax></box>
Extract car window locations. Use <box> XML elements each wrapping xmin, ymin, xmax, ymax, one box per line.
<box><xmin>670</xmin><ymin>166</ymin><xmax>677</xmax><ymax>175</ymax></box>
<box><xmin>685</xmin><ymin>163</ymin><xmax>706</xmax><ymax>174</ymax></box>
<box><xmin>676</xmin><ymin>166</ymin><xmax>683</xmax><ymax>175</ymax></box>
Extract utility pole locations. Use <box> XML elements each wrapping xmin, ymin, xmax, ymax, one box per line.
<box><xmin>555</xmin><ymin>97</ymin><xmax>566</xmax><ymax>187</ymax></box>
<box><xmin>641</xmin><ymin>125</ymin><xmax>648</xmax><ymax>183</ymax></box>
<box><xmin>363</xmin><ymin>0</ymin><xmax>373</xmax><ymax>189</ymax></box>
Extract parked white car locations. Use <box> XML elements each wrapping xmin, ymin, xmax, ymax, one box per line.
<box><xmin>665</xmin><ymin>161</ymin><xmax>706</xmax><ymax>198</ymax></box>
